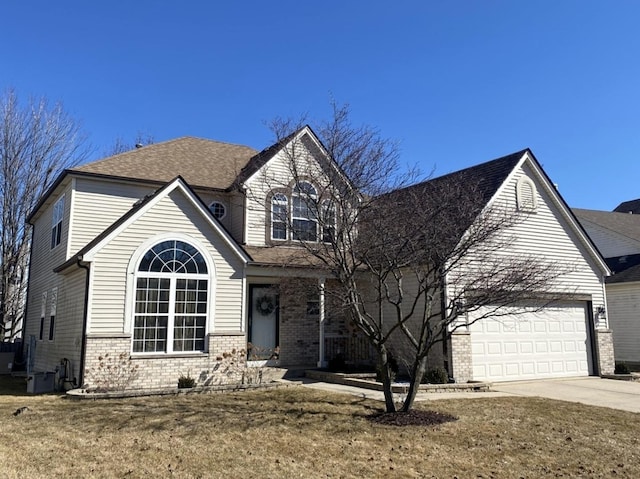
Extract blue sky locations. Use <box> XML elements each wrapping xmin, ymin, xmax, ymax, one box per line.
<box><xmin>1</xmin><ymin>1</ymin><xmax>639</xmax><ymax>210</ymax></box>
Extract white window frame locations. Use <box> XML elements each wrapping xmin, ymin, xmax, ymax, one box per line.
<box><xmin>321</xmin><ymin>200</ymin><xmax>336</xmax><ymax>243</ymax></box>
<box><xmin>51</xmin><ymin>195</ymin><xmax>65</xmax><ymax>249</ymax></box>
<box><xmin>131</xmin><ymin>240</ymin><xmax>210</xmax><ymax>355</ymax></box>
<box><xmin>292</xmin><ymin>182</ymin><xmax>318</xmax><ymax>241</ymax></box>
<box><xmin>48</xmin><ymin>287</ymin><xmax>57</xmax><ymax>341</ymax></box>
<box><xmin>208</xmin><ymin>201</ymin><xmax>227</xmax><ymax>220</ymax></box>
<box><xmin>271</xmin><ymin>193</ymin><xmax>288</xmax><ymax>241</ymax></box>
<box><xmin>39</xmin><ymin>291</ymin><xmax>47</xmax><ymax>341</ymax></box>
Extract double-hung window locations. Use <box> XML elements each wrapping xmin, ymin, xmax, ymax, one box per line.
<box><xmin>321</xmin><ymin>200</ymin><xmax>336</xmax><ymax>243</ymax></box>
<box><xmin>51</xmin><ymin>196</ymin><xmax>64</xmax><ymax>249</ymax></box>
<box><xmin>133</xmin><ymin>240</ymin><xmax>209</xmax><ymax>354</ymax></box>
<box><xmin>49</xmin><ymin>288</ymin><xmax>57</xmax><ymax>341</ymax></box>
<box><xmin>292</xmin><ymin>182</ymin><xmax>317</xmax><ymax>241</ymax></box>
<box><xmin>271</xmin><ymin>194</ymin><xmax>288</xmax><ymax>240</ymax></box>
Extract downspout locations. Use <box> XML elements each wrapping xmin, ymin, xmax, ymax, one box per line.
<box><xmin>317</xmin><ymin>277</ymin><xmax>326</xmax><ymax>368</ymax></box>
<box><xmin>76</xmin><ymin>256</ymin><xmax>90</xmax><ymax>388</ymax></box>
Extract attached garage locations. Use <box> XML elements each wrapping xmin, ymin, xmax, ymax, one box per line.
<box><xmin>469</xmin><ymin>301</ymin><xmax>594</xmax><ymax>382</ymax></box>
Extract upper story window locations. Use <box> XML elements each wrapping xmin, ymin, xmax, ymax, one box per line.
<box><xmin>51</xmin><ymin>195</ymin><xmax>65</xmax><ymax>249</ymax></box>
<box><xmin>133</xmin><ymin>240</ymin><xmax>209</xmax><ymax>354</ymax></box>
<box><xmin>321</xmin><ymin>200</ymin><xmax>336</xmax><ymax>243</ymax></box>
<box><xmin>292</xmin><ymin>182</ymin><xmax>317</xmax><ymax>241</ymax></box>
<box><xmin>516</xmin><ymin>176</ymin><xmax>538</xmax><ymax>212</ymax></box>
<box><xmin>208</xmin><ymin>201</ymin><xmax>226</xmax><ymax>220</ymax></box>
<box><xmin>271</xmin><ymin>194</ymin><xmax>288</xmax><ymax>240</ymax></box>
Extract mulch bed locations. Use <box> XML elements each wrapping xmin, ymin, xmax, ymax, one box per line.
<box><xmin>369</xmin><ymin>409</ymin><xmax>458</xmax><ymax>427</ymax></box>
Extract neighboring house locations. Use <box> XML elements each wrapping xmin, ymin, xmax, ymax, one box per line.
<box><xmin>573</xmin><ymin>207</ymin><xmax>640</xmax><ymax>367</ymax></box>
<box><xmin>21</xmin><ymin>130</ymin><xmax>614</xmax><ymax>391</ymax></box>
<box><xmin>614</xmin><ymin>198</ymin><xmax>640</xmax><ymax>215</ymax></box>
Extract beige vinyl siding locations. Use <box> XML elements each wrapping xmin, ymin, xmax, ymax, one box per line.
<box><xmin>29</xmin><ymin>268</ymin><xmax>86</xmax><ymax>374</ymax></box>
<box><xmin>24</xmin><ymin>181</ymin><xmax>73</xmax><ymax>344</ymax></box>
<box><xmin>70</xmin><ymin>178</ymin><xmax>156</xmax><ymax>255</ymax></box>
<box><xmin>193</xmin><ymin>190</ymin><xmax>238</xmax><ymax>240</ymax></box>
<box><xmin>605</xmin><ymin>282</ymin><xmax>640</xmax><ymax>363</ymax></box>
<box><xmin>228</xmin><ymin>191</ymin><xmax>245</xmax><ymax>244</ymax></box>
<box><xmin>451</xmin><ymin>163</ymin><xmax>606</xmax><ymax>309</ymax></box>
<box><xmin>578</xmin><ymin>220</ymin><xmax>640</xmax><ymax>258</ymax></box>
<box><xmin>244</xmin><ymin>139</ymin><xmax>326</xmax><ymax>246</ymax></box>
<box><xmin>378</xmin><ymin>272</ymin><xmax>444</xmax><ymax>368</ymax></box>
<box><xmin>88</xmin><ymin>190</ymin><xmax>245</xmax><ymax>335</ymax></box>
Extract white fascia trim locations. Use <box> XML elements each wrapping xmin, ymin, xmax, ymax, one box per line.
<box><xmin>81</xmin><ymin>178</ymin><xmax>250</xmax><ymax>264</ymax></box>
<box><xmin>65</xmin><ymin>177</ymin><xmax>77</xmax><ymax>260</ymax></box>
<box><xmin>85</xmin><ymin>263</ymin><xmax>95</xmax><ymax>335</ymax></box>
<box><xmin>243</xmin><ymin>126</ymin><xmax>359</xmax><ymax>199</ymax></box>
<box><xmin>522</xmin><ymin>154</ymin><xmax>611</xmax><ymax>275</ymax></box>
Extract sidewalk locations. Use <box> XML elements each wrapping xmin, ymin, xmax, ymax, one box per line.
<box><xmin>296</xmin><ymin>377</ymin><xmax>510</xmax><ymax>402</ymax></box>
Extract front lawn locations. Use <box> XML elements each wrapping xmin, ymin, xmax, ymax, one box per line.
<box><xmin>1</xmin><ymin>376</ymin><xmax>639</xmax><ymax>478</ymax></box>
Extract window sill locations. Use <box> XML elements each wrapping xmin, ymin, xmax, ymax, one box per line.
<box><xmin>130</xmin><ymin>352</ymin><xmax>208</xmax><ymax>360</ymax></box>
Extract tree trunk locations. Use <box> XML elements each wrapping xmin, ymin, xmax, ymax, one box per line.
<box><xmin>401</xmin><ymin>356</ymin><xmax>428</xmax><ymax>412</ymax></box>
<box><xmin>377</xmin><ymin>347</ymin><xmax>397</xmax><ymax>413</ymax></box>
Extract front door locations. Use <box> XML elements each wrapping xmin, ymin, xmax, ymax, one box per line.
<box><xmin>248</xmin><ymin>285</ymin><xmax>279</xmax><ymax>360</ymax></box>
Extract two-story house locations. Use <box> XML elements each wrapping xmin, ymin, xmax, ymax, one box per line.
<box><xmin>22</xmin><ymin>128</ymin><xmax>614</xmax><ymax>391</ymax></box>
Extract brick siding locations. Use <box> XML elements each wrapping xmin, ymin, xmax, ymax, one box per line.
<box><xmin>83</xmin><ymin>333</ymin><xmax>247</xmax><ymax>391</ymax></box>
<box><xmin>595</xmin><ymin>329</ymin><xmax>615</xmax><ymax>375</ymax></box>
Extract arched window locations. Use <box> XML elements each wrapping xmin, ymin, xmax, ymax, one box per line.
<box><xmin>292</xmin><ymin>181</ymin><xmax>317</xmax><ymax>241</ymax></box>
<box><xmin>133</xmin><ymin>240</ymin><xmax>209</xmax><ymax>353</ymax></box>
<box><xmin>271</xmin><ymin>193</ymin><xmax>288</xmax><ymax>240</ymax></box>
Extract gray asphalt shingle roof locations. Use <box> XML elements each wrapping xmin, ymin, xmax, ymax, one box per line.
<box><xmin>614</xmin><ymin>198</ymin><xmax>640</xmax><ymax>214</ymax></box>
<box><xmin>573</xmin><ymin>208</ymin><xmax>640</xmax><ymax>245</ymax></box>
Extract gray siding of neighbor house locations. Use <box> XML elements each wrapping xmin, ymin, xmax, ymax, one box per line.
<box><xmin>606</xmin><ymin>282</ymin><xmax>640</xmax><ymax>365</ymax></box>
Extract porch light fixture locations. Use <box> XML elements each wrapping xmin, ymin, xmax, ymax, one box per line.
<box><xmin>595</xmin><ymin>305</ymin><xmax>606</xmax><ymax>319</ymax></box>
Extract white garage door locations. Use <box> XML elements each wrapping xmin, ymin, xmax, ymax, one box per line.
<box><xmin>469</xmin><ymin>302</ymin><xmax>592</xmax><ymax>382</ymax></box>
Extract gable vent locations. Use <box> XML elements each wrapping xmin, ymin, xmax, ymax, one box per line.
<box><xmin>516</xmin><ymin>176</ymin><xmax>537</xmax><ymax>212</ymax></box>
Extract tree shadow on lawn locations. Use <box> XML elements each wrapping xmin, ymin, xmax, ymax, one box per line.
<box><xmin>52</xmin><ymin>387</ymin><xmax>458</xmax><ymax>435</ymax></box>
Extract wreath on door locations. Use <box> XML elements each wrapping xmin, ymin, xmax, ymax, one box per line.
<box><xmin>255</xmin><ymin>295</ymin><xmax>276</xmax><ymax>316</ymax></box>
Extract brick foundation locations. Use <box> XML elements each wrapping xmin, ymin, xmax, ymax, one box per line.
<box><xmin>83</xmin><ymin>333</ymin><xmax>248</xmax><ymax>391</ymax></box>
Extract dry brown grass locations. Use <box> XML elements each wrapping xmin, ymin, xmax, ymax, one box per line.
<box><xmin>1</xmin><ymin>376</ymin><xmax>639</xmax><ymax>478</ymax></box>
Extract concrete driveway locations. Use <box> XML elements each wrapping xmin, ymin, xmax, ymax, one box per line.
<box><xmin>492</xmin><ymin>377</ymin><xmax>640</xmax><ymax>413</ymax></box>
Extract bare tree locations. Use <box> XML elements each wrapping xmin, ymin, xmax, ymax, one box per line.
<box><xmin>257</xmin><ymin>102</ymin><xmax>572</xmax><ymax>413</ymax></box>
<box><xmin>105</xmin><ymin>132</ymin><xmax>154</xmax><ymax>156</ymax></box>
<box><xmin>0</xmin><ymin>89</ymin><xmax>89</xmax><ymax>340</ymax></box>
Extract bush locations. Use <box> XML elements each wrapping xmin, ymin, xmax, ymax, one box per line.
<box><xmin>615</xmin><ymin>361</ymin><xmax>631</xmax><ymax>374</ymax></box>
<box><xmin>178</xmin><ymin>372</ymin><xmax>196</xmax><ymax>388</ymax></box>
<box><xmin>86</xmin><ymin>353</ymin><xmax>139</xmax><ymax>392</ymax></box>
<box><xmin>423</xmin><ymin>367</ymin><xmax>449</xmax><ymax>384</ymax></box>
